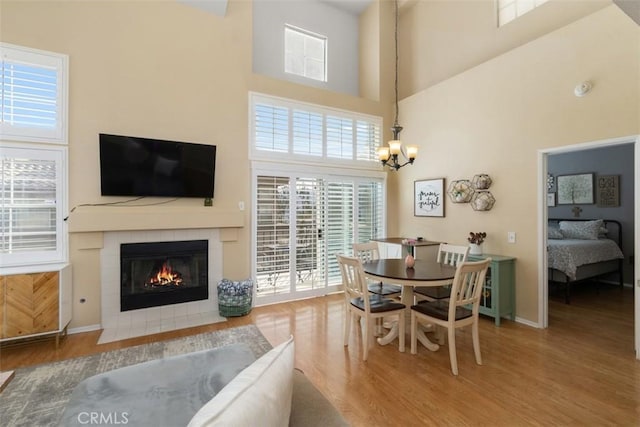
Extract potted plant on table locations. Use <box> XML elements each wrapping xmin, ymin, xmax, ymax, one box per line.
<box><xmin>467</xmin><ymin>232</ymin><xmax>486</xmax><ymax>255</ymax></box>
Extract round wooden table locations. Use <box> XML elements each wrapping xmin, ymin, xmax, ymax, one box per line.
<box><xmin>362</xmin><ymin>258</ymin><xmax>456</xmax><ymax>351</ymax></box>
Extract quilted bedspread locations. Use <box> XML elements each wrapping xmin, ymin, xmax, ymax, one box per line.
<box><xmin>547</xmin><ymin>238</ymin><xmax>623</xmax><ymax>281</ymax></box>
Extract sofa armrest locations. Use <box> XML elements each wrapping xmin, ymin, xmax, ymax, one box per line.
<box><xmin>289</xmin><ymin>368</ymin><xmax>349</xmax><ymax>427</ymax></box>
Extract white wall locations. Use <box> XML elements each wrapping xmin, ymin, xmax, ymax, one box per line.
<box><xmin>253</xmin><ymin>0</ymin><xmax>360</xmax><ymax>95</ymax></box>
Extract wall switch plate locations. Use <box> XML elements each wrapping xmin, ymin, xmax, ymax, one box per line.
<box><xmin>507</xmin><ymin>231</ymin><xmax>516</xmax><ymax>243</ymax></box>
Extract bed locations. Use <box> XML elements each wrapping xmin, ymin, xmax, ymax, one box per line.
<box><xmin>547</xmin><ymin>218</ymin><xmax>624</xmax><ymax>303</ymax></box>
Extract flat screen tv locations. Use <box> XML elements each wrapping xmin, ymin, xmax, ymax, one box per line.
<box><xmin>99</xmin><ymin>133</ymin><xmax>216</xmax><ymax>198</ymax></box>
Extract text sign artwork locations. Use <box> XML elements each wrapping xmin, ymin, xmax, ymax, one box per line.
<box><xmin>596</xmin><ymin>175</ymin><xmax>620</xmax><ymax>207</ymax></box>
<box><xmin>415</xmin><ymin>178</ymin><xmax>445</xmax><ymax>217</ymax></box>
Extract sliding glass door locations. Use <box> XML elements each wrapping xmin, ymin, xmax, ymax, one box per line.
<box><xmin>253</xmin><ymin>169</ymin><xmax>384</xmax><ymax>304</ymax></box>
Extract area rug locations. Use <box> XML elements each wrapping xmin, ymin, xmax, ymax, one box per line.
<box><xmin>0</xmin><ymin>324</ymin><xmax>272</xmax><ymax>427</ymax></box>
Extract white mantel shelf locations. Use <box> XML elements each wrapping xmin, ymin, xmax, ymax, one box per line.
<box><xmin>68</xmin><ymin>206</ymin><xmax>244</xmax><ymax>233</ymax></box>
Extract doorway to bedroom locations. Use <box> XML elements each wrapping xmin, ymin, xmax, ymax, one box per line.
<box><xmin>538</xmin><ymin>135</ymin><xmax>639</xmax><ymax>359</ymax></box>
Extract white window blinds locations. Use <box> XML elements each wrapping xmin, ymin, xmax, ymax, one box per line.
<box><xmin>284</xmin><ymin>25</ymin><xmax>327</xmax><ymax>82</ymax></box>
<box><xmin>1</xmin><ymin>144</ymin><xmax>67</xmax><ymax>267</ymax></box>
<box><xmin>0</xmin><ymin>43</ymin><xmax>68</xmax><ymax>144</ymax></box>
<box><xmin>250</xmin><ymin>93</ymin><xmax>382</xmax><ymax>169</ymax></box>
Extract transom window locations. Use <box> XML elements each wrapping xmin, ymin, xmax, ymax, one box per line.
<box><xmin>497</xmin><ymin>0</ymin><xmax>549</xmax><ymax>27</ymax></box>
<box><xmin>250</xmin><ymin>93</ymin><xmax>381</xmax><ymax>169</ymax></box>
<box><xmin>1</xmin><ymin>43</ymin><xmax>68</xmax><ymax>144</ymax></box>
<box><xmin>284</xmin><ymin>25</ymin><xmax>327</xmax><ymax>82</ymax></box>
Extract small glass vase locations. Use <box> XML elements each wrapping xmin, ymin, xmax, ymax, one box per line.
<box><xmin>469</xmin><ymin>243</ymin><xmax>483</xmax><ymax>255</ymax></box>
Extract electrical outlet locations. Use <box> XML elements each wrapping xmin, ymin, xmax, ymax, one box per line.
<box><xmin>507</xmin><ymin>231</ymin><xmax>516</xmax><ymax>243</ymax></box>
<box><xmin>238</xmin><ymin>201</ymin><xmax>245</xmax><ymax>211</ymax></box>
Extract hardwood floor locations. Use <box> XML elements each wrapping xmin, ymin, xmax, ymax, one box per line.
<box><xmin>1</xmin><ymin>284</ymin><xmax>637</xmax><ymax>426</ymax></box>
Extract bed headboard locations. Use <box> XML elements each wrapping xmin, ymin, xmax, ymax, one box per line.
<box><xmin>548</xmin><ymin>218</ymin><xmax>622</xmax><ymax>249</ymax></box>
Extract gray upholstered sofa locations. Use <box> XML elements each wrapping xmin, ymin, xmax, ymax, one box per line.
<box><xmin>59</xmin><ymin>338</ymin><xmax>348</xmax><ymax>426</ymax></box>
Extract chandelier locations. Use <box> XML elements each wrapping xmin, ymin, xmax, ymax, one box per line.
<box><xmin>376</xmin><ymin>0</ymin><xmax>417</xmax><ymax>171</ymax></box>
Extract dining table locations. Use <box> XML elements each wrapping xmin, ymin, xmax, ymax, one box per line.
<box><xmin>362</xmin><ymin>258</ymin><xmax>456</xmax><ymax>351</ymax></box>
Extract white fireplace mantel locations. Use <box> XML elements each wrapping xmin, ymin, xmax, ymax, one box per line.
<box><xmin>68</xmin><ymin>206</ymin><xmax>243</xmax><ymax>233</ymax></box>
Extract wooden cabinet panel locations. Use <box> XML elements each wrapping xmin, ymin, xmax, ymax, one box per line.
<box><xmin>32</xmin><ymin>272</ymin><xmax>59</xmax><ymax>333</ymax></box>
<box><xmin>2</xmin><ymin>272</ymin><xmax>59</xmax><ymax>338</ymax></box>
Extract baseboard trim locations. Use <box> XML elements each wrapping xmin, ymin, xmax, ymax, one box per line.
<box><xmin>515</xmin><ymin>316</ymin><xmax>541</xmax><ymax>329</ymax></box>
<box><xmin>68</xmin><ymin>324</ymin><xmax>102</xmax><ymax>335</ymax></box>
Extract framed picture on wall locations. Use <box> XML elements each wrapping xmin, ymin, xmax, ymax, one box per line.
<box><xmin>547</xmin><ymin>193</ymin><xmax>556</xmax><ymax>207</ymax></box>
<box><xmin>596</xmin><ymin>175</ymin><xmax>620</xmax><ymax>207</ymax></box>
<box><xmin>415</xmin><ymin>178</ymin><xmax>445</xmax><ymax>217</ymax></box>
<box><xmin>557</xmin><ymin>173</ymin><xmax>594</xmax><ymax>205</ymax></box>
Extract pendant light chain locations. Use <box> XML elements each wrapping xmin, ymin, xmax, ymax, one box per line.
<box><xmin>393</xmin><ymin>0</ymin><xmax>399</xmax><ymax>128</ymax></box>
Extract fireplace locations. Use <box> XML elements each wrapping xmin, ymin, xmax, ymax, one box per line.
<box><xmin>120</xmin><ymin>240</ymin><xmax>209</xmax><ymax>311</ymax></box>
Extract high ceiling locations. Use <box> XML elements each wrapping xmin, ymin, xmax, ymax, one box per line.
<box><xmin>319</xmin><ymin>0</ymin><xmax>374</xmax><ymax>15</ymax></box>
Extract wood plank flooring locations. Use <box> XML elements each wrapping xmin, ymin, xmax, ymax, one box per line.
<box><xmin>1</xmin><ymin>283</ymin><xmax>637</xmax><ymax>426</ymax></box>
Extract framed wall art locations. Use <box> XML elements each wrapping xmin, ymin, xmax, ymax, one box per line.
<box><xmin>557</xmin><ymin>173</ymin><xmax>594</xmax><ymax>205</ymax></box>
<box><xmin>547</xmin><ymin>193</ymin><xmax>556</xmax><ymax>207</ymax></box>
<box><xmin>415</xmin><ymin>178</ymin><xmax>445</xmax><ymax>217</ymax></box>
<box><xmin>596</xmin><ymin>175</ymin><xmax>620</xmax><ymax>207</ymax></box>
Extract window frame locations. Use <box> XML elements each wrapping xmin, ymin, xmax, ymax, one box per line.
<box><xmin>497</xmin><ymin>0</ymin><xmax>549</xmax><ymax>27</ymax></box>
<box><xmin>1</xmin><ymin>42</ymin><xmax>69</xmax><ymax>145</ymax></box>
<box><xmin>251</xmin><ymin>161</ymin><xmax>387</xmax><ymax>306</ymax></box>
<box><xmin>284</xmin><ymin>24</ymin><xmax>328</xmax><ymax>82</ymax></box>
<box><xmin>0</xmin><ymin>43</ymin><xmax>69</xmax><ymax>271</ymax></box>
<box><xmin>249</xmin><ymin>92</ymin><xmax>383</xmax><ymax>171</ymax></box>
<box><xmin>1</xmin><ymin>142</ymin><xmax>69</xmax><ymax>269</ymax></box>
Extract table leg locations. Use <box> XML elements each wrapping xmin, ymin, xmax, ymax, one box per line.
<box><xmin>377</xmin><ymin>286</ymin><xmax>440</xmax><ymax>351</ymax></box>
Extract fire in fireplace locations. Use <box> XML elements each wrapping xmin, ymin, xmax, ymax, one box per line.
<box><xmin>146</xmin><ymin>261</ymin><xmax>184</xmax><ymax>288</ymax></box>
<box><xmin>120</xmin><ymin>240</ymin><xmax>209</xmax><ymax>311</ymax></box>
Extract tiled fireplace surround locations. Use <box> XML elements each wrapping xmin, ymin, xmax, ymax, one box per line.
<box><xmin>99</xmin><ymin>228</ymin><xmax>225</xmax><ymax>344</ymax></box>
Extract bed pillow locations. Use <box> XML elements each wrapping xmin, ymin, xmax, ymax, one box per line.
<box><xmin>548</xmin><ymin>228</ymin><xmax>564</xmax><ymax>239</ymax></box>
<box><xmin>559</xmin><ymin>220</ymin><xmax>603</xmax><ymax>240</ymax></box>
<box><xmin>187</xmin><ymin>336</ymin><xmax>294</xmax><ymax>427</ymax></box>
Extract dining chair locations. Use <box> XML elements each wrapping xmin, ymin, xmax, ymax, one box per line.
<box><xmin>352</xmin><ymin>242</ymin><xmax>402</xmax><ymax>299</ymax></box>
<box><xmin>410</xmin><ymin>258</ymin><xmax>491</xmax><ymax>375</ymax></box>
<box><xmin>414</xmin><ymin>243</ymin><xmax>469</xmax><ymax>302</ymax></box>
<box><xmin>336</xmin><ymin>253</ymin><xmax>406</xmax><ymax>361</ymax></box>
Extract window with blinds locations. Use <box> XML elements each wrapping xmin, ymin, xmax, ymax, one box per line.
<box><xmin>1</xmin><ymin>43</ymin><xmax>68</xmax><ymax>268</ymax></box>
<box><xmin>250</xmin><ymin>93</ymin><xmax>382</xmax><ymax>168</ymax></box>
<box><xmin>254</xmin><ymin>170</ymin><xmax>384</xmax><ymax>301</ymax></box>
<box><xmin>284</xmin><ymin>25</ymin><xmax>327</xmax><ymax>82</ymax></box>
<box><xmin>1</xmin><ymin>144</ymin><xmax>67</xmax><ymax>267</ymax></box>
<box><xmin>1</xmin><ymin>43</ymin><xmax>68</xmax><ymax>144</ymax></box>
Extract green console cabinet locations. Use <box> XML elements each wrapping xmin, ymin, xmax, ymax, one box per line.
<box><xmin>468</xmin><ymin>254</ymin><xmax>515</xmax><ymax>326</ymax></box>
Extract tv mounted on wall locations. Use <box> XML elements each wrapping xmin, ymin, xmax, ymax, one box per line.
<box><xmin>99</xmin><ymin>133</ymin><xmax>216</xmax><ymax>198</ymax></box>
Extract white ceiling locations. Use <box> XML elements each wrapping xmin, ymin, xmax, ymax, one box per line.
<box><xmin>319</xmin><ymin>0</ymin><xmax>374</xmax><ymax>15</ymax></box>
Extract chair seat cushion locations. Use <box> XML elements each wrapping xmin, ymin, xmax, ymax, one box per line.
<box><xmin>414</xmin><ymin>286</ymin><xmax>451</xmax><ymax>299</ymax></box>
<box><xmin>351</xmin><ymin>295</ymin><xmax>405</xmax><ymax>313</ymax></box>
<box><xmin>411</xmin><ymin>301</ymin><xmax>472</xmax><ymax>321</ymax></box>
<box><xmin>367</xmin><ymin>282</ymin><xmax>402</xmax><ymax>296</ymax></box>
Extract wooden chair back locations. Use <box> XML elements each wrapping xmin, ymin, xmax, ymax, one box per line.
<box><xmin>449</xmin><ymin>258</ymin><xmax>491</xmax><ymax>317</ymax></box>
<box><xmin>336</xmin><ymin>254</ymin><xmax>371</xmax><ymax>311</ymax></box>
<box><xmin>437</xmin><ymin>243</ymin><xmax>469</xmax><ymax>267</ymax></box>
<box><xmin>352</xmin><ymin>242</ymin><xmax>380</xmax><ymax>263</ymax></box>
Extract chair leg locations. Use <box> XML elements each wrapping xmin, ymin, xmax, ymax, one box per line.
<box><xmin>398</xmin><ymin>311</ymin><xmax>405</xmax><ymax>353</ymax></box>
<box><xmin>362</xmin><ymin>317</ymin><xmax>370</xmax><ymax>361</ymax></box>
<box><xmin>448</xmin><ymin>327</ymin><xmax>458</xmax><ymax>376</ymax></box>
<box><xmin>472</xmin><ymin>320</ymin><xmax>482</xmax><ymax>365</ymax></box>
<box><xmin>343</xmin><ymin>308</ymin><xmax>351</xmax><ymax>347</ymax></box>
<box><xmin>410</xmin><ymin>312</ymin><xmax>418</xmax><ymax>354</ymax></box>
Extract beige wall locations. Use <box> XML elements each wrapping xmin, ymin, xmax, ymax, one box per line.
<box><xmin>399</xmin><ymin>0</ymin><xmax>612</xmax><ymax>98</ymax></box>
<box><xmin>1</xmin><ymin>0</ymin><xmax>391</xmax><ymax>329</ymax></box>
<box><xmin>392</xmin><ymin>4</ymin><xmax>640</xmax><ymax>323</ymax></box>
